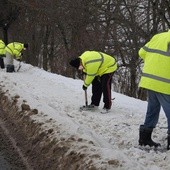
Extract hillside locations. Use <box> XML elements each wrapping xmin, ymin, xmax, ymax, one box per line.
<box><xmin>0</xmin><ymin>61</ymin><xmax>169</xmax><ymax>170</ymax></box>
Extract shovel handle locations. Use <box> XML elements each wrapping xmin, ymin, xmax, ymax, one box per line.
<box><xmin>83</xmin><ymin>74</ymin><xmax>88</xmax><ymax>106</ymax></box>
<box><xmin>17</xmin><ymin>61</ymin><xmax>21</xmax><ymax>72</ymax></box>
<box><xmin>85</xmin><ymin>90</ymin><xmax>88</xmax><ymax>106</ymax></box>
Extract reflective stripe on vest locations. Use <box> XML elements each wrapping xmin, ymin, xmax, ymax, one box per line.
<box><xmin>6</xmin><ymin>46</ymin><xmax>14</xmax><ymax>55</ymax></box>
<box><xmin>142</xmin><ymin>72</ymin><xmax>170</xmax><ymax>83</ymax></box>
<box><xmin>143</xmin><ymin>46</ymin><xmax>170</xmax><ymax>57</ymax></box>
<box><xmin>13</xmin><ymin>42</ymin><xmax>22</xmax><ymax>55</ymax></box>
<box><xmin>85</xmin><ymin>52</ymin><xmax>104</xmax><ymax>76</ymax></box>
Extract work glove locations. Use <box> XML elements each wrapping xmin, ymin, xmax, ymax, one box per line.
<box><xmin>82</xmin><ymin>85</ymin><xmax>87</xmax><ymax>91</ymax></box>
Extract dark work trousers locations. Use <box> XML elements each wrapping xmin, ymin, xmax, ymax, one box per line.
<box><xmin>91</xmin><ymin>73</ymin><xmax>113</xmax><ymax>109</ymax></box>
<box><xmin>91</xmin><ymin>76</ymin><xmax>102</xmax><ymax>106</ymax></box>
<box><xmin>0</xmin><ymin>57</ymin><xmax>5</xmax><ymax>69</ymax></box>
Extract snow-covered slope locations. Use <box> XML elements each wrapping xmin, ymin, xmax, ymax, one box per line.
<box><xmin>0</xmin><ymin>61</ymin><xmax>169</xmax><ymax>170</ymax></box>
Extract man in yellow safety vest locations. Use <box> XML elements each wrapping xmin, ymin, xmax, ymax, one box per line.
<box><xmin>70</xmin><ymin>51</ymin><xmax>117</xmax><ymax>113</ymax></box>
<box><xmin>138</xmin><ymin>30</ymin><xmax>170</xmax><ymax>150</ymax></box>
<box><xmin>5</xmin><ymin>42</ymin><xmax>28</xmax><ymax>72</ymax></box>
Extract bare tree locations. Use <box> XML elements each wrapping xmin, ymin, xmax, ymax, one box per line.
<box><xmin>0</xmin><ymin>0</ymin><xmax>20</xmax><ymax>44</ymax></box>
<box><xmin>4</xmin><ymin>0</ymin><xmax>170</xmax><ymax>99</ymax></box>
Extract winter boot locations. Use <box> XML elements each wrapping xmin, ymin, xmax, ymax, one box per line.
<box><xmin>6</xmin><ymin>64</ymin><xmax>15</xmax><ymax>72</ymax></box>
<box><xmin>167</xmin><ymin>134</ymin><xmax>170</xmax><ymax>150</ymax></box>
<box><xmin>139</xmin><ymin>125</ymin><xmax>161</xmax><ymax>147</ymax></box>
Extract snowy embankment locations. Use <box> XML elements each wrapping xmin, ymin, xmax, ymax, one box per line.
<box><xmin>0</xmin><ymin>61</ymin><xmax>170</xmax><ymax>170</ymax></box>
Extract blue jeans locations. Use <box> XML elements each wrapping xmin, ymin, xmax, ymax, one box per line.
<box><xmin>143</xmin><ymin>90</ymin><xmax>170</xmax><ymax>133</ymax></box>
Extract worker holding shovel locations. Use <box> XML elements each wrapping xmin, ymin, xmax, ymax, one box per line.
<box><xmin>5</xmin><ymin>42</ymin><xmax>28</xmax><ymax>72</ymax></box>
<box><xmin>69</xmin><ymin>51</ymin><xmax>117</xmax><ymax>113</ymax></box>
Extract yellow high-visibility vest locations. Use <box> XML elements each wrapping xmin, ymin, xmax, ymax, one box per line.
<box><xmin>0</xmin><ymin>40</ymin><xmax>5</xmax><ymax>55</ymax></box>
<box><xmin>80</xmin><ymin>51</ymin><xmax>117</xmax><ymax>87</ymax></box>
<box><xmin>5</xmin><ymin>42</ymin><xmax>24</xmax><ymax>59</ymax></box>
<box><xmin>139</xmin><ymin>30</ymin><xmax>170</xmax><ymax>94</ymax></box>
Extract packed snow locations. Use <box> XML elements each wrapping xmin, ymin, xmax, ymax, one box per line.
<box><xmin>0</xmin><ymin>60</ymin><xmax>170</xmax><ymax>170</ymax></box>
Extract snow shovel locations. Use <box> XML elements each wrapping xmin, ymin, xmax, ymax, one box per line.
<box><xmin>83</xmin><ymin>74</ymin><xmax>88</xmax><ymax>106</ymax></box>
<box><xmin>17</xmin><ymin>61</ymin><xmax>21</xmax><ymax>72</ymax></box>
<box><xmin>79</xmin><ymin>89</ymin><xmax>88</xmax><ymax>111</ymax></box>
<box><xmin>84</xmin><ymin>89</ymin><xmax>88</xmax><ymax>106</ymax></box>
<box><xmin>79</xmin><ymin>74</ymin><xmax>88</xmax><ymax>111</ymax></box>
